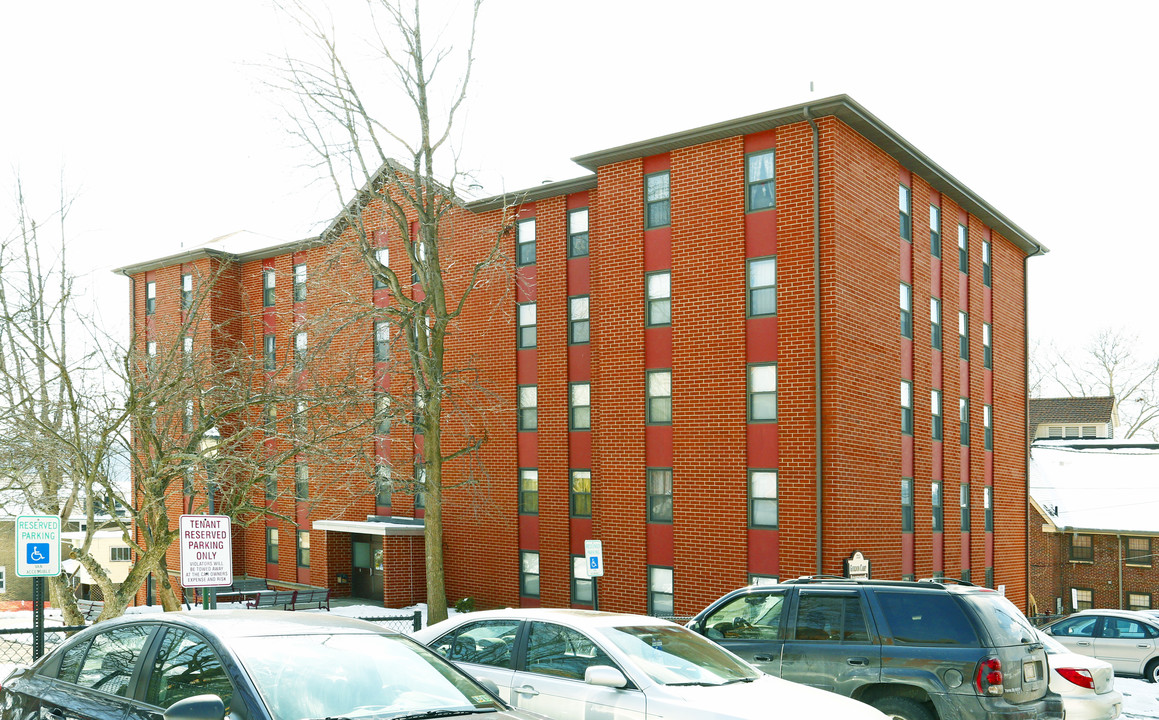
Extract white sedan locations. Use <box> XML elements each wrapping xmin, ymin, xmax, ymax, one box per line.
<box><xmin>1037</xmin><ymin>630</ymin><xmax>1122</xmax><ymax>720</ymax></box>
<box><xmin>414</xmin><ymin>608</ymin><xmax>887</xmax><ymax>720</ymax></box>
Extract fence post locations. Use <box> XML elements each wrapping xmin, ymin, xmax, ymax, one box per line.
<box><xmin>32</xmin><ymin>577</ymin><xmax>45</xmax><ymax>660</ymax></box>
<box><xmin>412</xmin><ymin>609</ymin><xmax>422</xmax><ymax>633</ymax></box>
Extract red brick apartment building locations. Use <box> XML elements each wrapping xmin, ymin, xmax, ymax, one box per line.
<box><xmin>117</xmin><ymin>95</ymin><xmax>1046</xmax><ymax>614</ymax></box>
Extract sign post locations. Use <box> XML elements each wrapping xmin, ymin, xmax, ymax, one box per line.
<box><xmin>179</xmin><ymin>515</ymin><xmax>233</xmax><ymax>609</ymax></box>
<box><xmin>16</xmin><ymin>515</ymin><xmax>61</xmax><ymax>659</ymax></box>
<box><xmin>584</xmin><ymin>540</ymin><xmax>604</xmax><ymax>612</ymax></box>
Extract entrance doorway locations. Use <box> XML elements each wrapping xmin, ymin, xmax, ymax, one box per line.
<box><xmin>351</xmin><ymin>535</ymin><xmax>384</xmax><ymax>601</ymax></box>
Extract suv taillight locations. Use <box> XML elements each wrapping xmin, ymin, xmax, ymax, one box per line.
<box><xmin>975</xmin><ymin>656</ymin><xmax>1003</xmax><ymax>696</ymax></box>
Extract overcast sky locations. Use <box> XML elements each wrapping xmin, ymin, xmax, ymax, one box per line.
<box><xmin>2</xmin><ymin>0</ymin><xmax>1156</xmax><ymax>356</ymax></box>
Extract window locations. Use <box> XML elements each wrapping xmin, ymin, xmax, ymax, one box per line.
<box><xmin>748</xmin><ymin>363</ymin><xmax>777</xmax><ymax>422</ymax></box>
<box><xmin>375</xmin><ymin>393</ymin><xmax>391</xmax><ymax>435</ymax></box>
<box><xmin>375</xmin><ymin>464</ymin><xmax>391</xmax><ymax>506</ymax></box>
<box><xmin>982</xmin><ymin>240</ymin><xmax>992</xmax><ymax>287</ymax></box>
<box><xmin>900</xmin><ymin>283</ymin><xmax>912</xmax><ymax>338</ymax></box>
<box><xmin>1127</xmin><ymin>537</ymin><xmax>1152</xmax><ymax>567</ymax></box>
<box><xmin>73</xmin><ymin>626</ymin><xmax>152</xmax><ymax>697</ymax></box>
<box><xmin>568</xmin><ymin>208</ymin><xmax>589</xmax><ymax>257</ymax></box>
<box><xmin>569</xmin><ymin>296</ymin><xmax>589</xmax><ymax>344</ymax></box>
<box><xmin>646</xmin><ymin>370</ymin><xmax>672</xmax><ymax>424</ymax></box>
<box><xmin>110</xmin><ymin>546</ymin><xmax>131</xmax><ymax>562</ymax></box>
<box><xmin>373</xmin><ymin>248</ymin><xmax>390</xmax><ymax>289</ymax></box>
<box><xmin>899</xmin><ymin>184</ymin><xmax>912</xmax><ymax>241</ymax></box>
<box><xmin>183</xmin><ymin>399</ymin><xmax>193</xmax><ymax>433</ymax></box>
<box><xmin>930</xmin><ymin>298</ymin><xmax>942</xmax><ymax>350</ymax></box>
<box><xmin>572</xmin><ymin>556</ymin><xmax>594</xmax><ymax>605</ymax></box>
<box><xmin>703</xmin><ymin>588</ymin><xmax>787</xmax><ymax>638</ymax></box>
<box><xmin>147</xmin><ymin>341</ymin><xmax>157</xmax><ymax>373</ymax></box>
<box><xmin>984</xmin><ymin>404</ymin><xmax>993</xmax><ymax>451</ymax></box>
<box><xmin>747</xmin><ymin>150</ymin><xmax>776</xmax><ymax>211</ymax></box>
<box><xmin>414</xmin><ymin>463</ymin><xmax>426</xmax><ymax>509</ymax></box>
<box><xmin>266</xmin><ymin>527</ymin><xmax>278</xmax><ymax>563</ymax></box>
<box><xmin>294</xmin><ymin>331</ymin><xmax>307</xmax><ymax>370</ymax></box>
<box><xmin>648</xmin><ymin>566</ymin><xmax>674</xmax><ymax>615</ymax></box>
<box><xmin>570</xmin><ymin>382</ymin><xmax>590</xmax><ymax>430</ymax></box>
<box><xmin>960</xmin><ymin>484</ymin><xmax>971</xmax><ymax>532</ymax></box>
<box><xmin>263</xmin><ymin>404</ymin><xmax>277</xmax><ymax>435</ymax></box>
<box><xmin>875</xmin><ymin>592</ymin><xmax>979</xmax><ymax>645</ymax></box>
<box><xmin>957</xmin><ymin>224</ymin><xmax>968</xmax><ymax>274</ymax></box>
<box><xmin>264</xmin><ymin>334</ymin><xmax>276</xmax><ymax>371</ymax></box>
<box><xmin>749</xmin><ymin>470</ymin><xmax>778</xmax><ymax>529</ymax></box>
<box><xmin>570</xmin><ymin>469</ymin><xmax>591</xmax><ymax>517</ymax></box>
<box><xmin>519</xmin><ymin>469</ymin><xmax>538</xmax><ymax>514</ymax></box>
<box><xmin>1129</xmin><ymin>593</ymin><xmax>1152</xmax><ymax>611</ymax></box>
<box><xmin>525</xmin><ymin>622</ymin><xmax>612</xmax><ymax>680</ymax></box>
<box><xmin>374</xmin><ymin>319</ymin><xmax>390</xmax><ymax>362</ymax></box>
<box><xmin>411</xmin><ymin>240</ymin><xmax>428</xmax><ymax>284</ymax></box>
<box><xmin>520</xmin><ymin>551</ymin><xmax>540</xmax><ymax>597</ymax></box>
<box><xmin>181</xmin><ymin>273</ymin><xmax>192</xmax><ymax>310</ymax></box>
<box><xmin>293</xmin><ymin>263</ymin><xmax>306</xmax><ymax>302</ymax></box>
<box><xmin>290</xmin><ymin>400</ymin><xmax>305</xmax><ymax>435</ymax></box>
<box><xmin>516</xmin><ymin>218</ymin><xmax>536</xmax><ymax>266</ymax></box>
<box><xmin>646</xmin><ymin>271</ymin><xmax>671</xmax><ymax>326</ymax></box>
<box><xmin>958</xmin><ymin>311</ymin><xmax>969</xmax><ymax>360</ymax></box>
<box><xmin>931</xmin><ymin>481</ymin><xmax>943</xmax><ymax>532</ymax></box>
<box><xmin>430</xmin><ymin>619</ymin><xmax>520</xmax><ymax>668</ymax></box>
<box><xmin>645</xmin><ymin>171</ymin><xmax>670</xmax><ymax>228</ymax></box>
<box><xmin>517</xmin><ymin>302</ymin><xmax>537</xmax><ymax>349</ymax></box>
<box><xmin>930</xmin><ymin>205</ymin><xmax>941</xmax><ymax>258</ymax></box>
<box><xmin>1071</xmin><ymin>587</ymin><xmax>1094</xmax><ymax>611</ymax></box>
<box><xmin>1069</xmin><ymin>533</ymin><xmax>1094</xmax><ymax>561</ymax></box>
<box><xmin>983</xmin><ymin>323</ymin><xmax>992</xmax><ymax>369</ymax></box>
<box><xmin>748</xmin><ymin>574</ymin><xmax>779</xmax><ymax>587</ymax></box>
<box><xmin>0</xmin><ymin>566</ymin><xmax>5</xmax><ymax>593</ymax></box>
<box><xmin>263</xmin><ymin>268</ymin><xmax>275</xmax><ymax>307</ymax></box>
<box><xmin>146</xmin><ymin>281</ymin><xmax>156</xmax><ymax>315</ymax></box>
<box><xmin>297</xmin><ymin>531</ymin><xmax>310</xmax><ymax>567</ymax></box>
<box><xmin>795</xmin><ymin>593</ymin><xmax>871</xmax><ymax>643</ymax></box>
<box><xmin>518</xmin><ymin>385</ymin><xmax>537</xmax><ymax>431</ymax></box>
<box><xmin>183</xmin><ymin>336</ymin><xmax>193</xmax><ymax>371</ymax></box>
<box><xmin>901</xmin><ymin>380</ymin><xmax>913</xmax><ymax>435</ymax></box>
<box><xmin>264</xmin><ymin>471</ymin><xmax>277</xmax><ymax>500</ymax></box>
<box><xmin>960</xmin><ymin>397</ymin><xmax>970</xmax><ymax>446</ymax></box>
<box><xmin>146</xmin><ymin>628</ymin><xmax>234</xmax><ymax>710</ymax></box>
<box><xmin>295</xmin><ymin>463</ymin><xmax>308</xmax><ymax>500</ymax></box>
<box><xmin>902</xmin><ymin>478</ymin><xmax>914</xmax><ymax>533</ymax></box>
<box><xmin>984</xmin><ymin>486</ymin><xmax>993</xmax><ymax>532</ymax></box>
<box><xmin>747</xmin><ymin>257</ymin><xmax>777</xmax><ymax>316</ymax></box>
<box><xmin>931</xmin><ymin>389</ymin><xmax>943</xmax><ymax>441</ymax></box>
<box><xmin>647</xmin><ymin>468</ymin><xmax>673</xmax><ymax>522</ymax></box>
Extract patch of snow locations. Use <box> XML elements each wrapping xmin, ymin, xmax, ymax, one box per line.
<box><xmin>1119</xmin><ymin>677</ymin><xmax>1159</xmax><ymax>719</ymax></box>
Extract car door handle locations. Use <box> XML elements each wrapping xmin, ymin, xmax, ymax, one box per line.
<box><xmin>847</xmin><ymin>657</ymin><xmax>869</xmax><ymax>666</ymax></box>
<box><xmin>1076</xmin><ymin>641</ymin><xmax>1091</xmax><ymax>646</ymax></box>
<box><xmin>1139</xmin><ymin>644</ymin><xmax>1151</xmax><ymax>649</ymax></box>
<box><xmin>42</xmin><ymin>709</ymin><xmax>66</xmax><ymax>720</ymax></box>
<box><xmin>513</xmin><ymin>685</ymin><xmax>539</xmax><ymax>697</ymax></box>
<box><xmin>753</xmin><ymin>654</ymin><xmax>774</xmax><ymax>662</ymax></box>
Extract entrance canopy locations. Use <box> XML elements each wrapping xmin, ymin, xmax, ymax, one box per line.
<box><xmin>311</xmin><ymin>517</ymin><xmax>424</xmax><ymax>537</ymax></box>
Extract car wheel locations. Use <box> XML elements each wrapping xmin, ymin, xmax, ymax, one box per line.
<box><xmin>1146</xmin><ymin>658</ymin><xmax>1159</xmax><ymax>684</ymax></box>
<box><xmin>871</xmin><ymin>696</ymin><xmax>936</xmax><ymax>720</ymax></box>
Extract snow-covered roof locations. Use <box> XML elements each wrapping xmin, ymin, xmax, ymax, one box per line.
<box><xmin>1030</xmin><ymin>439</ymin><xmax>1159</xmax><ymax>534</ymax></box>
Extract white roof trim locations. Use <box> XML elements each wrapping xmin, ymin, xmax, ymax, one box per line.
<box><xmin>310</xmin><ymin>519</ymin><xmax>424</xmax><ymax>537</ymax></box>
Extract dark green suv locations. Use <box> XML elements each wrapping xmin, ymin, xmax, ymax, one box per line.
<box><xmin>687</xmin><ymin>577</ymin><xmax>1064</xmax><ymax>720</ymax></box>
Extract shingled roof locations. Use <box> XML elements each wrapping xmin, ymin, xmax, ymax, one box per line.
<box><xmin>1029</xmin><ymin>396</ymin><xmax>1116</xmax><ymax>437</ymax></box>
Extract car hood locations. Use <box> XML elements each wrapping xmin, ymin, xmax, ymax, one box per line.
<box><xmin>648</xmin><ymin>674</ymin><xmax>887</xmax><ymax>719</ymax></box>
<box><xmin>1048</xmin><ymin>650</ymin><xmax>1116</xmax><ymax>695</ymax></box>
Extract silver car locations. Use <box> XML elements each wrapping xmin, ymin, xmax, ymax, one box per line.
<box><xmin>415</xmin><ymin>608</ymin><xmax>887</xmax><ymax>720</ymax></box>
<box><xmin>1043</xmin><ymin>609</ymin><xmax>1159</xmax><ymax>683</ymax></box>
<box><xmin>1037</xmin><ymin>629</ymin><xmax>1123</xmax><ymax>720</ymax></box>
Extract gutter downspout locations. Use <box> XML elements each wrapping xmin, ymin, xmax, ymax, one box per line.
<box><xmin>1118</xmin><ymin>533</ymin><xmax>1124</xmax><ymax>610</ymax></box>
<box><xmin>1024</xmin><ymin>240</ymin><xmax>1044</xmax><ymax>611</ymax></box>
<box><xmin>805</xmin><ymin>106</ymin><xmax>823</xmax><ymax>575</ymax></box>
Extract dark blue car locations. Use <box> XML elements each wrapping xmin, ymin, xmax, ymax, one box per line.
<box><xmin>0</xmin><ymin>610</ymin><xmax>551</xmax><ymax>720</ymax></box>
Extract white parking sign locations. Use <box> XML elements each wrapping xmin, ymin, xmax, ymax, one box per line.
<box><xmin>179</xmin><ymin>515</ymin><xmax>233</xmax><ymax>588</ymax></box>
<box><xmin>584</xmin><ymin>539</ymin><xmax>604</xmax><ymax>578</ymax></box>
<box><xmin>16</xmin><ymin>516</ymin><xmax>60</xmax><ymax>577</ymax></box>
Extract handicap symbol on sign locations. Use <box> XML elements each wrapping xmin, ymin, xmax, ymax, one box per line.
<box><xmin>27</xmin><ymin>543</ymin><xmax>49</xmax><ymax>564</ymax></box>
<box><xmin>589</xmin><ymin>557</ymin><xmax>599</xmax><ymax>570</ymax></box>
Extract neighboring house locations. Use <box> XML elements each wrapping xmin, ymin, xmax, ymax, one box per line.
<box><xmin>1029</xmin><ymin>438</ymin><xmax>1159</xmax><ymax>616</ymax></box>
<box><xmin>61</xmin><ymin>530</ymin><xmax>133</xmax><ymax>600</ymax></box>
<box><xmin>1029</xmin><ymin>396</ymin><xmax>1117</xmax><ymax>441</ymax></box>
<box><xmin>116</xmin><ymin>95</ymin><xmax>1047</xmax><ymax>615</ymax></box>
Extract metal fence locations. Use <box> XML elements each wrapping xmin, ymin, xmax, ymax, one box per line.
<box><xmin>356</xmin><ymin>610</ymin><xmax>424</xmax><ymax>634</ymax></box>
<box><xmin>0</xmin><ymin>626</ymin><xmax>87</xmax><ymax>665</ymax></box>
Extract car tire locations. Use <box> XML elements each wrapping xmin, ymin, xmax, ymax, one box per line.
<box><xmin>1146</xmin><ymin>658</ymin><xmax>1159</xmax><ymax>684</ymax></box>
<box><xmin>871</xmin><ymin>696</ymin><xmax>936</xmax><ymax>720</ymax></box>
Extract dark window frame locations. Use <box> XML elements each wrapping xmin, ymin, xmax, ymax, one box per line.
<box><xmin>571</xmin><ymin>555</ymin><xmax>594</xmax><ymax>606</ymax></box>
<box><xmin>646</xmin><ymin>370</ymin><xmax>672</xmax><ymax>425</ymax></box>
<box><xmin>568</xmin><ymin>208</ymin><xmax>590</xmax><ymax>258</ymax></box>
<box><xmin>958</xmin><ymin>224</ymin><xmax>969</xmax><ymax>274</ymax></box>
<box><xmin>647</xmin><ymin>565</ymin><xmax>674</xmax><ymax>616</ymax></box>
<box><xmin>266</xmin><ymin>527</ymin><xmax>279</xmax><ymax>563</ymax></box>
<box><xmin>294</xmin><ymin>463</ymin><xmax>308</xmax><ymax>500</ymax></box>
<box><xmin>902</xmin><ymin>477</ymin><xmax>914</xmax><ymax>533</ymax></box>
<box><xmin>518</xmin><ymin>385</ymin><xmax>538</xmax><ymax>432</ymax></box>
<box><xmin>900</xmin><ymin>283</ymin><xmax>912</xmax><ymax>338</ymax></box>
<box><xmin>517</xmin><ymin>301</ymin><xmax>537</xmax><ymax>349</ymax></box>
<box><xmin>515</xmin><ymin>218</ymin><xmax>536</xmax><ymax>266</ymax></box>
<box><xmin>931</xmin><ymin>481</ymin><xmax>943</xmax><ymax>532</ymax></box>
<box><xmin>645</xmin><ymin>271</ymin><xmax>671</xmax><ymax>327</ymax></box>
<box><xmin>296</xmin><ymin>530</ymin><xmax>310</xmax><ymax>567</ymax></box>
<box><xmin>901</xmin><ymin>380</ymin><xmax>914</xmax><ymax>435</ymax></box>
<box><xmin>375</xmin><ymin>464</ymin><xmax>391</xmax><ymax>507</ymax></box>
<box><xmin>647</xmin><ymin>467</ymin><xmax>673</xmax><ymax>523</ymax></box>
<box><xmin>373</xmin><ymin>247</ymin><xmax>390</xmax><ymax>289</ymax></box>
<box><xmin>746</xmin><ymin>149</ymin><xmax>776</xmax><ymax>212</ymax></box>
<box><xmin>569</xmin><ymin>295</ymin><xmax>590</xmax><ymax>345</ymax></box>
<box><xmin>644</xmin><ymin>171</ymin><xmax>671</xmax><ymax>229</ymax></box>
<box><xmin>931</xmin><ymin>297</ymin><xmax>942</xmax><ymax>350</ymax></box>
<box><xmin>960</xmin><ymin>397</ymin><xmax>970</xmax><ymax>446</ymax></box>
<box><xmin>519</xmin><ymin>468</ymin><xmax>538</xmax><ymax>515</ymax></box>
<box><xmin>931</xmin><ymin>388</ymin><xmax>943</xmax><ymax>441</ymax></box>
<box><xmin>181</xmin><ymin>273</ymin><xmax>192</xmax><ymax>310</ymax></box>
<box><xmin>263</xmin><ymin>268</ymin><xmax>276</xmax><ymax>307</ymax></box>
<box><xmin>984</xmin><ymin>404</ymin><xmax>993</xmax><ymax>451</ymax></box>
<box><xmin>570</xmin><ymin>469</ymin><xmax>592</xmax><ymax>518</ymax></box>
<box><xmin>959</xmin><ymin>311</ymin><xmax>969</xmax><ymax>360</ymax></box>
<box><xmin>569</xmin><ymin>382</ymin><xmax>591</xmax><ymax>431</ymax></box>
<box><xmin>983</xmin><ymin>322</ymin><xmax>992</xmax><ymax>369</ymax></box>
<box><xmin>146</xmin><ymin>281</ymin><xmax>156</xmax><ymax>315</ymax></box>
<box><xmin>263</xmin><ymin>334</ymin><xmax>276</xmax><ymax>372</ymax></box>
<box><xmin>930</xmin><ymin>204</ymin><xmax>942</xmax><ymax>258</ymax></box>
<box><xmin>749</xmin><ymin>469</ymin><xmax>778</xmax><ymax>529</ymax></box>
<box><xmin>1071</xmin><ymin>586</ymin><xmax>1094</xmax><ymax>610</ymax></box>
<box><xmin>293</xmin><ymin>263</ymin><xmax>306</xmax><ymax>303</ymax></box>
<box><xmin>982</xmin><ymin>239</ymin><xmax>992</xmax><ymax>287</ymax></box>
<box><xmin>520</xmin><ymin>550</ymin><xmax>540</xmax><ymax>598</ymax></box>
<box><xmin>899</xmin><ymin>184</ymin><xmax>912</xmax><ymax>241</ymax></box>
<box><xmin>1126</xmin><ymin>537</ymin><xmax>1152</xmax><ymax>567</ymax></box>
<box><xmin>960</xmin><ymin>483</ymin><xmax>971</xmax><ymax>532</ymax></box>
<box><xmin>984</xmin><ymin>486</ymin><xmax>993</xmax><ymax>533</ymax></box>
<box><xmin>747</xmin><ymin>256</ymin><xmax>777</xmax><ymax>317</ymax></box>
<box><xmin>748</xmin><ymin>363</ymin><xmax>778</xmax><ymax>423</ymax></box>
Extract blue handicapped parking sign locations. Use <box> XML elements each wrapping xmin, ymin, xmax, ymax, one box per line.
<box><xmin>26</xmin><ymin>543</ymin><xmax>49</xmax><ymax>564</ymax></box>
<box><xmin>589</xmin><ymin>556</ymin><xmax>600</xmax><ymax>570</ymax></box>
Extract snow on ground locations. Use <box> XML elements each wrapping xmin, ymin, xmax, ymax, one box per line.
<box><xmin>1120</xmin><ymin>678</ymin><xmax>1159</xmax><ymax>719</ymax></box>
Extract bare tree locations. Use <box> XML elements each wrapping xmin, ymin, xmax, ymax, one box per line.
<box><xmin>274</xmin><ymin>0</ymin><xmax>512</xmax><ymax>623</ymax></box>
<box><xmin>1033</xmin><ymin>328</ymin><xmax>1159</xmax><ymax>440</ymax></box>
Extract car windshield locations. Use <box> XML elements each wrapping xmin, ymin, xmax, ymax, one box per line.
<box><xmin>602</xmin><ymin>625</ymin><xmax>759</xmax><ymax>686</ymax></box>
<box><xmin>230</xmin><ymin>631</ymin><xmax>502</xmax><ymax>720</ymax></box>
<box><xmin>960</xmin><ymin>593</ymin><xmax>1037</xmax><ymax>647</ymax></box>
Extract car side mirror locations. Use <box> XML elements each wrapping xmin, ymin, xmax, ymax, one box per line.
<box><xmin>478</xmin><ymin>677</ymin><xmax>502</xmax><ymax>697</ymax></box>
<box><xmin>585</xmin><ymin>665</ymin><xmax>628</xmax><ymax>689</ymax></box>
<box><xmin>163</xmin><ymin>695</ymin><xmax>226</xmax><ymax>720</ymax></box>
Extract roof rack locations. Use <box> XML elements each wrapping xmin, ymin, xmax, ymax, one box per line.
<box><xmin>917</xmin><ymin>577</ymin><xmax>981</xmax><ymax>587</ymax></box>
<box><xmin>781</xmin><ymin>576</ymin><xmax>925</xmax><ymax>588</ymax></box>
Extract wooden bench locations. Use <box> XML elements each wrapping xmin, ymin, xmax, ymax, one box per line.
<box><xmin>288</xmin><ymin>587</ymin><xmax>330</xmax><ymax>611</ymax></box>
<box><xmin>76</xmin><ymin>599</ymin><xmax>105</xmax><ymax>623</ymax></box>
<box><xmin>245</xmin><ymin>590</ymin><xmax>297</xmax><ymax>610</ymax></box>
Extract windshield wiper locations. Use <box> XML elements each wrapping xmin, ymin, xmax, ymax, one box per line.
<box><xmin>720</xmin><ymin>676</ymin><xmax>757</xmax><ymax>685</ymax></box>
<box><xmin>390</xmin><ymin>710</ymin><xmax>498</xmax><ymax>720</ymax></box>
<box><xmin>666</xmin><ymin>681</ymin><xmax>726</xmax><ymax>687</ymax></box>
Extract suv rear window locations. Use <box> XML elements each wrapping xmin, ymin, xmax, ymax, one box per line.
<box><xmin>961</xmin><ymin>593</ymin><xmax>1037</xmax><ymax>647</ymax></box>
<box><xmin>875</xmin><ymin>592</ymin><xmax>980</xmax><ymax>646</ymax></box>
